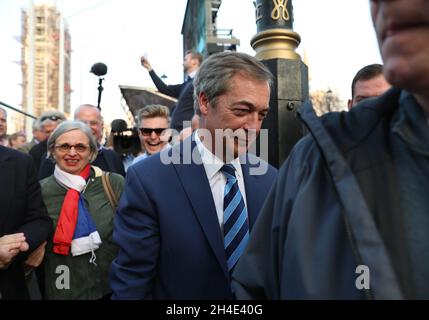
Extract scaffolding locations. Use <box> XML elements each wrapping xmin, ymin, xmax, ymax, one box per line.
<box><xmin>21</xmin><ymin>2</ymin><xmax>71</xmax><ymax>131</ymax></box>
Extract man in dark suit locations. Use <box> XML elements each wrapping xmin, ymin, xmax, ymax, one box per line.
<box><xmin>37</xmin><ymin>104</ymin><xmax>125</xmax><ymax>179</ymax></box>
<box><xmin>0</xmin><ymin>146</ymin><xmax>52</xmax><ymax>299</ymax></box>
<box><xmin>110</xmin><ymin>52</ymin><xmax>277</xmax><ymax>299</ymax></box>
<box><xmin>140</xmin><ymin>50</ymin><xmax>203</xmax><ymax>132</ymax></box>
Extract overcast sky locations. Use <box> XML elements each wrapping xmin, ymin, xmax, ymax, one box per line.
<box><xmin>0</xmin><ymin>0</ymin><xmax>381</xmax><ymax>127</ymax></box>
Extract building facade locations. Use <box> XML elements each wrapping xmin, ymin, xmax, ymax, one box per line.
<box><xmin>21</xmin><ymin>3</ymin><xmax>71</xmax><ymax>133</ymax></box>
<box><xmin>181</xmin><ymin>0</ymin><xmax>240</xmax><ymax>59</ymax></box>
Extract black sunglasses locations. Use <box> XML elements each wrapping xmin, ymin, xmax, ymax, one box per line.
<box><xmin>139</xmin><ymin>128</ymin><xmax>167</xmax><ymax>136</ymax></box>
<box><xmin>40</xmin><ymin>115</ymin><xmax>62</xmax><ymax>122</ymax></box>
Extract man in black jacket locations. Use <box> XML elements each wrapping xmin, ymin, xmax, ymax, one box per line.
<box><xmin>141</xmin><ymin>50</ymin><xmax>203</xmax><ymax>132</ymax></box>
<box><xmin>233</xmin><ymin>0</ymin><xmax>429</xmax><ymax>299</ymax></box>
<box><xmin>38</xmin><ymin>104</ymin><xmax>125</xmax><ymax>180</ymax></box>
<box><xmin>0</xmin><ymin>146</ymin><xmax>52</xmax><ymax>299</ymax></box>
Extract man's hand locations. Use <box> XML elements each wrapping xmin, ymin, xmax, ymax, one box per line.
<box><xmin>140</xmin><ymin>55</ymin><xmax>152</xmax><ymax>71</ymax></box>
<box><xmin>25</xmin><ymin>241</ymin><xmax>47</xmax><ymax>268</ymax></box>
<box><xmin>0</xmin><ymin>233</ymin><xmax>29</xmax><ymax>269</ymax></box>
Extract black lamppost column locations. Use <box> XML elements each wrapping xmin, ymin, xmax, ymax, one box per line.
<box><xmin>252</xmin><ymin>0</ymin><xmax>309</xmax><ymax>168</ymax></box>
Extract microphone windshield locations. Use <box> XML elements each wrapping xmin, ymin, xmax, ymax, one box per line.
<box><xmin>90</xmin><ymin>62</ymin><xmax>108</xmax><ymax>76</ymax></box>
<box><xmin>111</xmin><ymin>119</ymin><xmax>128</xmax><ymax>132</ymax></box>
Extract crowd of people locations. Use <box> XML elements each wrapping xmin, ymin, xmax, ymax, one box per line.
<box><xmin>0</xmin><ymin>0</ymin><xmax>428</xmax><ymax>300</ymax></box>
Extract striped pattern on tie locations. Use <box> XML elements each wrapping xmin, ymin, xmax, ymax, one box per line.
<box><xmin>220</xmin><ymin>164</ymin><xmax>249</xmax><ymax>272</ymax></box>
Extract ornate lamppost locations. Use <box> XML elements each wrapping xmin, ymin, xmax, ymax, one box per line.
<box><xmin>252</xmin><ymin>0</ymin><xmax>309</xmax><ymax>167</ymax></box>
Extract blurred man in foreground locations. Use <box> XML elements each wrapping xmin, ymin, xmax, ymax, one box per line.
<box><xmin>233</xmin><ymin>0</ymin><xmax>429</xmax><ymax>299</ymax></box>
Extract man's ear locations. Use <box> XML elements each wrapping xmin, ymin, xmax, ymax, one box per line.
<box><xmin>347</xmin><ymin>99</ymin><xmax>353</xmax><ymax>111</ymax></box>
<box><xmin>198</xmin><ymin>92</ymin><xmax>210</xmax><ymax>116</ymax></box>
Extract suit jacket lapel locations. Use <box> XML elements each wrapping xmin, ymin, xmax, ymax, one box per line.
<box><xmin>172</xmin><ymin>139</ymin><xmax>229</xmax><ymax>280</ymax></box>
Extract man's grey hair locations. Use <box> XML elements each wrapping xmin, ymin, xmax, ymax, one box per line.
<box><xmin>32</xmin><ymin>118</ymin><xmax>43</xmax><ymax>131</ymax></box>
<box><xmin>39</xmin><ymin>110</ymin><xmax>67</xmax><ymax>127</ymax></box>
<box><xmin>47</xmin><ymin>120</ymin><xmax>98</xmax><ymax>162</ymax></box>
<box><xmin>193</xmin><ymin>52</ymin><xmax>273</xmax><ymax>115</ymax></box>
<box><xmin>74</xmin><ymin>104</ymin><xmax>103</xmax><ymax>122</ymax></box>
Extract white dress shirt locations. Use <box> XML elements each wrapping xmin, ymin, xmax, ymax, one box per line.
<box><xmin>195</xmin><ymin>131</ymin><xmax>248</xmax><ymax>231</ymax></box>
<box><xmin>132</xmin><ymin>144</ymin><xmax>171</xmax><ymax>165</ymax></box>
<box><xmin>187</xmin><ymin>70</ymin><xmax>197</xmax><ymax>80</ymax></box>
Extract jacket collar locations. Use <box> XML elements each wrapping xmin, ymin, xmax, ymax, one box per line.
<box><xmin>391</xmin><ymin>91</ymin><xmax>429</xmax><ymax>156</ymax></box>
<box><xmin>298</xmin><ymin>87</ymin><xmax>402</xmax><ymax>155</ymax></box>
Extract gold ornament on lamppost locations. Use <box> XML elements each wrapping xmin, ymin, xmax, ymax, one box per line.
<box><xmin>251</xmin><ymin>0</ymin><xmax>301</xmax><ymax>61</ymax></box>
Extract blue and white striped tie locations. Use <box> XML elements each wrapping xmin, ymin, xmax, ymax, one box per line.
<box><xmin>220</xmin><ymin>164</ymin><xmax>249</xmax><ymax>273</ymax></box>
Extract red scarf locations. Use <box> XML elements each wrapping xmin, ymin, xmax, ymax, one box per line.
<box><xmin>53</xmin><ymin>164</ymin><xmax>91</xmax><ymax>255</ymax></box>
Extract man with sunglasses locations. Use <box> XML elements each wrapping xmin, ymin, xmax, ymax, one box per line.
<box><xmin>29</xmin><ymin>111</ymin><xmax>66</xmax><ymax>174</ymax></box>
<box><xmin>132</xmin><ymin>104</ymin><xmax>171</xmax><ymax>165</ymax></box>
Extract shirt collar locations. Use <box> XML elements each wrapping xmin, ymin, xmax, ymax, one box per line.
<box><xmin>188</xmin><ymin>70</ymin><xmax>197</xmax><ymax>79</ymax></box>
<box><xmin>194</xmin><ymin>130</ymin><xmax>243</xmax><ymax>180</ymax></box>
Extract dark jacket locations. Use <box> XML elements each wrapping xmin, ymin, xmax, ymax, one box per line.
<box><xmin>17</xmin><ymin>138</ymin><xmax>37</xmax><ymax>154</ymax></box>
<box><xmin>29</xmin><ymin>140</ymin><xmax>48</xmax><ymax>175</ymax></box>
<box><xmin>232</xmin><ymin>88</ymin><xmax>416</xmax><ymax>299</ymax></box>
<box><xmin>149</xmin><ymin>70</ymin><xmax>194</xmax><ymax>132</ymax></box>
<box><xmin>0</xmin><ymin>146</ymin><xmax>52</xmax><ymax>300</ymax></box>
<box><xmin>110</xmin><ymin>137</ymin><xmax>277</xmax><ymax>299</ymax></box>
<box><xmin>37</xmin><ymin>147</ymin><xmax>126</xmax><ymax>180</ymax></box>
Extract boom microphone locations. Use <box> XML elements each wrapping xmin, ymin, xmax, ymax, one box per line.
<box><xmin>111</xmin><ymin>119</ymin><xmax>128</xmax><ymax>133</ymax></box>
<box><xmin>90</xmin><ymin>62</ymin><xmax>108</xmax><ymax>76</ymax></box>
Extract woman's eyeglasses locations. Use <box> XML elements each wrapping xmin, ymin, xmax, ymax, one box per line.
<box><xmin>55</xmin><ymin>143</ymin><xmax>89</xmax><ymax>153</ymax></box>
<box><xmin>139</xmin><ymin>128</ymin><xmax>167</xmax><ymax>136</ymax></box>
